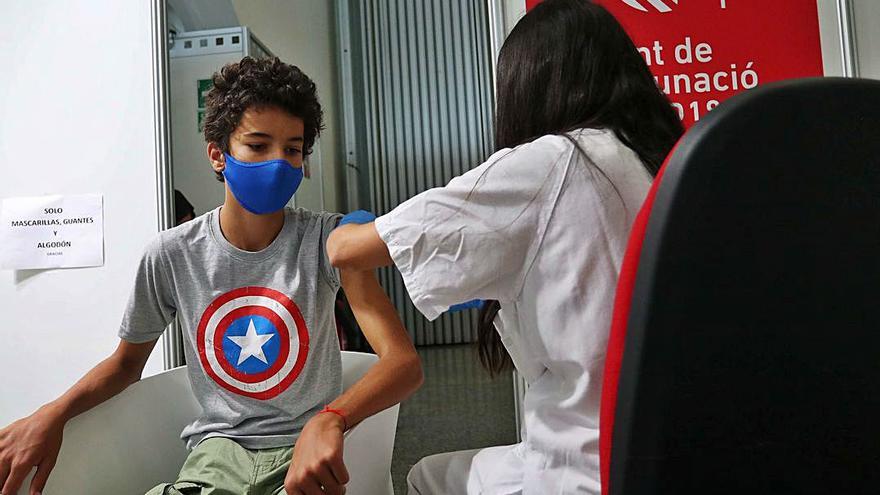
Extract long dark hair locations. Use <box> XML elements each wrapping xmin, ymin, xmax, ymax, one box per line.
<box><xmin>477</xmin><ymin>0</ymin><xmax>684</xmax><ymax>376</ymax></box>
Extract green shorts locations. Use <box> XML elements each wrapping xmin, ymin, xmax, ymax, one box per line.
<box><xmin>145</xmin><ymin>437</ymin><xmax>293</xmax><ymax>495</ymax></box>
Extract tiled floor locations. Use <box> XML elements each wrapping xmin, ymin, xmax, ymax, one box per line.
<box><xmin>391</xmin><ymin>344</ymin><xmax>519</xmax><ymax>494</ymax></box>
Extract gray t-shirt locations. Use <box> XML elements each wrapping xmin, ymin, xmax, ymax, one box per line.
<box><xmin>119</xmin><ymin>207</ymin><xmax>343</xmax><ymax>450</ymax></box>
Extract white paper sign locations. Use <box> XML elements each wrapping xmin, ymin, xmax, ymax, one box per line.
<box><xmin>0</xmin><ymin>194</ymin><xmax>104</xmax><ymax>270</ymax></box>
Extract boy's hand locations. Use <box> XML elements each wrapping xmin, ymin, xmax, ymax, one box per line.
<box><xmin>284</xmin><ymin>412</ymin><xmax>349</xmax><ymax>495</ymax></box>
<box><xmin>0</xmin><ymin>405</ymin><xmax>65</xmax><ymax>495</ymax></box>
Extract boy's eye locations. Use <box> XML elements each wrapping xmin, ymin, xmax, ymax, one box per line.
<box><xmin>286</xmin><ymin>148</ymin><xmax>302</xmax><ymax>155</ymax></box>
<box><xmin>246</xmin><ymin>143</ymin><xmax>266</xmax><ymax>151</ymax></box>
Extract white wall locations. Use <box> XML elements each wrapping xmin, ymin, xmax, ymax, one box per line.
<box><xmin>503</xmin><ymin>0</ymin><xmax>527</xmax><ymax>34</ymax></box>
<box><xmin>853</xmin><ymin>0</ymin><xmax>880</xmax><ymax>79</ymax></box>
<box><xmin>0</xmin><ymin>1</ymin><xmax>164</xmax><ymax>426</ymax></box>
<box><xmin>817</xmin><ymin>0</ymin><xmax>879</xmax><ymax>78</ymax></box>
<box><xmin>232</xmin><ymin>0</ymin><xmax>345</xmax><ymax>213</ymax></box>
<box><xmin>817</xmin><ymin>0</ymin><xmax>845</xmax><ymax>76</ymax></box>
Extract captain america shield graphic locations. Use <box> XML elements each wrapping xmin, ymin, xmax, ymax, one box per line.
<box><xmin>196</xmin><ymin>286</ymin><xmax>309</xmax><ymax>400</ymax></box>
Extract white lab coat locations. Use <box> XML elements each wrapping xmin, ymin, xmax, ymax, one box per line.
<box><xmin>374</xmin><ymin>128</ymin><xmax>651</xmax><ymax>494</ymax></box>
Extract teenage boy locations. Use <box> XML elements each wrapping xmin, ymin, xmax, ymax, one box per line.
<box><xmin>0</xmin><ymin>57</ymin><xmax>422</xmax><ymax>495</ymax></box>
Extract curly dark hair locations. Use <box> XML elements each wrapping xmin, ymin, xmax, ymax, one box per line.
<box><xmin>203</xmin><ymin>56</ymin><xmax>324</xmax><ymax>181</ymax></box>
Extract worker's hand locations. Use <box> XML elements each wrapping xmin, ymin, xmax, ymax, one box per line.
<box><xmin>337</xmin><ymin>210</ymin><xmax>377</xmax><ymax>227</ymax></box>
<box><xmin>447</xmin><ymin>299</ymin><xmax>484</xmax><ymax>313</ymax></box>
<box><xmin>284</xmin><ymin>412</ymin><xmax>349</xmax><ymax>495</ymax></box>
<box><xmin>0</xmin><ymin>405</ymin><xmax>65</xmax><ymax>495</ymax></box>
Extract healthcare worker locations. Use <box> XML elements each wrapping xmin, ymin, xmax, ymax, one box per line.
<box><xmin>328</xmin><ymin>0</ymin><xmax>684</xmax><ymax>493</ymax></box>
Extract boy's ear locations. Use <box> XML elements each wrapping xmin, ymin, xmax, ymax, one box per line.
<box><xmin>207</xmin><ymin>142</ymin><xmax>225</xmax><ymax>174</ymax></box>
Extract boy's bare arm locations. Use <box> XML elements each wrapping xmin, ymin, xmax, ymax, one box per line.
<box><xmin>329</xmin><ymin>267</ymin><xmax>423</xmax><ymax>423</ymax></box>
<box><xmin>0</xmin><ymin>338</ymin><xmax>157</xmax><ymax>495</ymax></box>
<box><xmin>326</xmin><ymin>223</ymin><xmax>393</xmax><ymax>271</ymax></box>
<box><xmin>285</xmin><ymin>268</ymin><xmax>422</xmax><ymax>494</ymax></box>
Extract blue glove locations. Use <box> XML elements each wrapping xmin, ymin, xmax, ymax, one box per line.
<box><xmin>338</xmin><ymin>210</ymin><xmax>377</xmax><ymax>227</ymax></box>
<box><xmin>447</xmin><ymin>299</ymin><xmax>485</xmax><ymax>313</ymax></box>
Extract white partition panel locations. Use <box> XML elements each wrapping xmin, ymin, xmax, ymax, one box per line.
<box><xmin>853</xmin><ymin>0</ymin><xmax>880</xmax><ymax>79</ymax></box>
<box><xmin>0</xmin><ymin>0</ymin><xmax>166</xmax><ymax>426</ymax></box>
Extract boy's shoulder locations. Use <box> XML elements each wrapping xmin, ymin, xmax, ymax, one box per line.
<box><xmin>140</xmin><ymin>207</ymin><xmax>341</xmax><ymax>262</ymax></box>
<box><xmin>145</xmin><ymin>209</ymin><xmax>214</xmax><ymax>258</ymax></box>
<box><xmin>285</xmin><ymin>206</ymin><xmax>341</xmax><ymax>221</ymax></box>
<box><xmin>284</xmin><ymin>207</ymin><xmax>342</xmax><ymax>232</ymax></box>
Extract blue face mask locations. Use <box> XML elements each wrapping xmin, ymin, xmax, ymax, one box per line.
<box><xmin>222</xmin><ymin>153</ymin><xmax>303</xmax><ymax>215</ymax></box>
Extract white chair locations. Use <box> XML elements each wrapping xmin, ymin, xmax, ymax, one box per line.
<box><xmin>19</xmin><ymin>351</ymin><xmax>398</xmax><ymax>495</ymax></box>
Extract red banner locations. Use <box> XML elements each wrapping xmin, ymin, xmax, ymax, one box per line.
<box><xmin>525</xmin><ymin>0</ymin><xmax>824</xmax><ymax>127</ymax></box>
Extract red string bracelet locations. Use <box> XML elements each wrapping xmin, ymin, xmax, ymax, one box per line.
<box><xmin>320</xmin><ymin>406</ymin><xmax>348</xmax><ymax>431</ymax></box>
